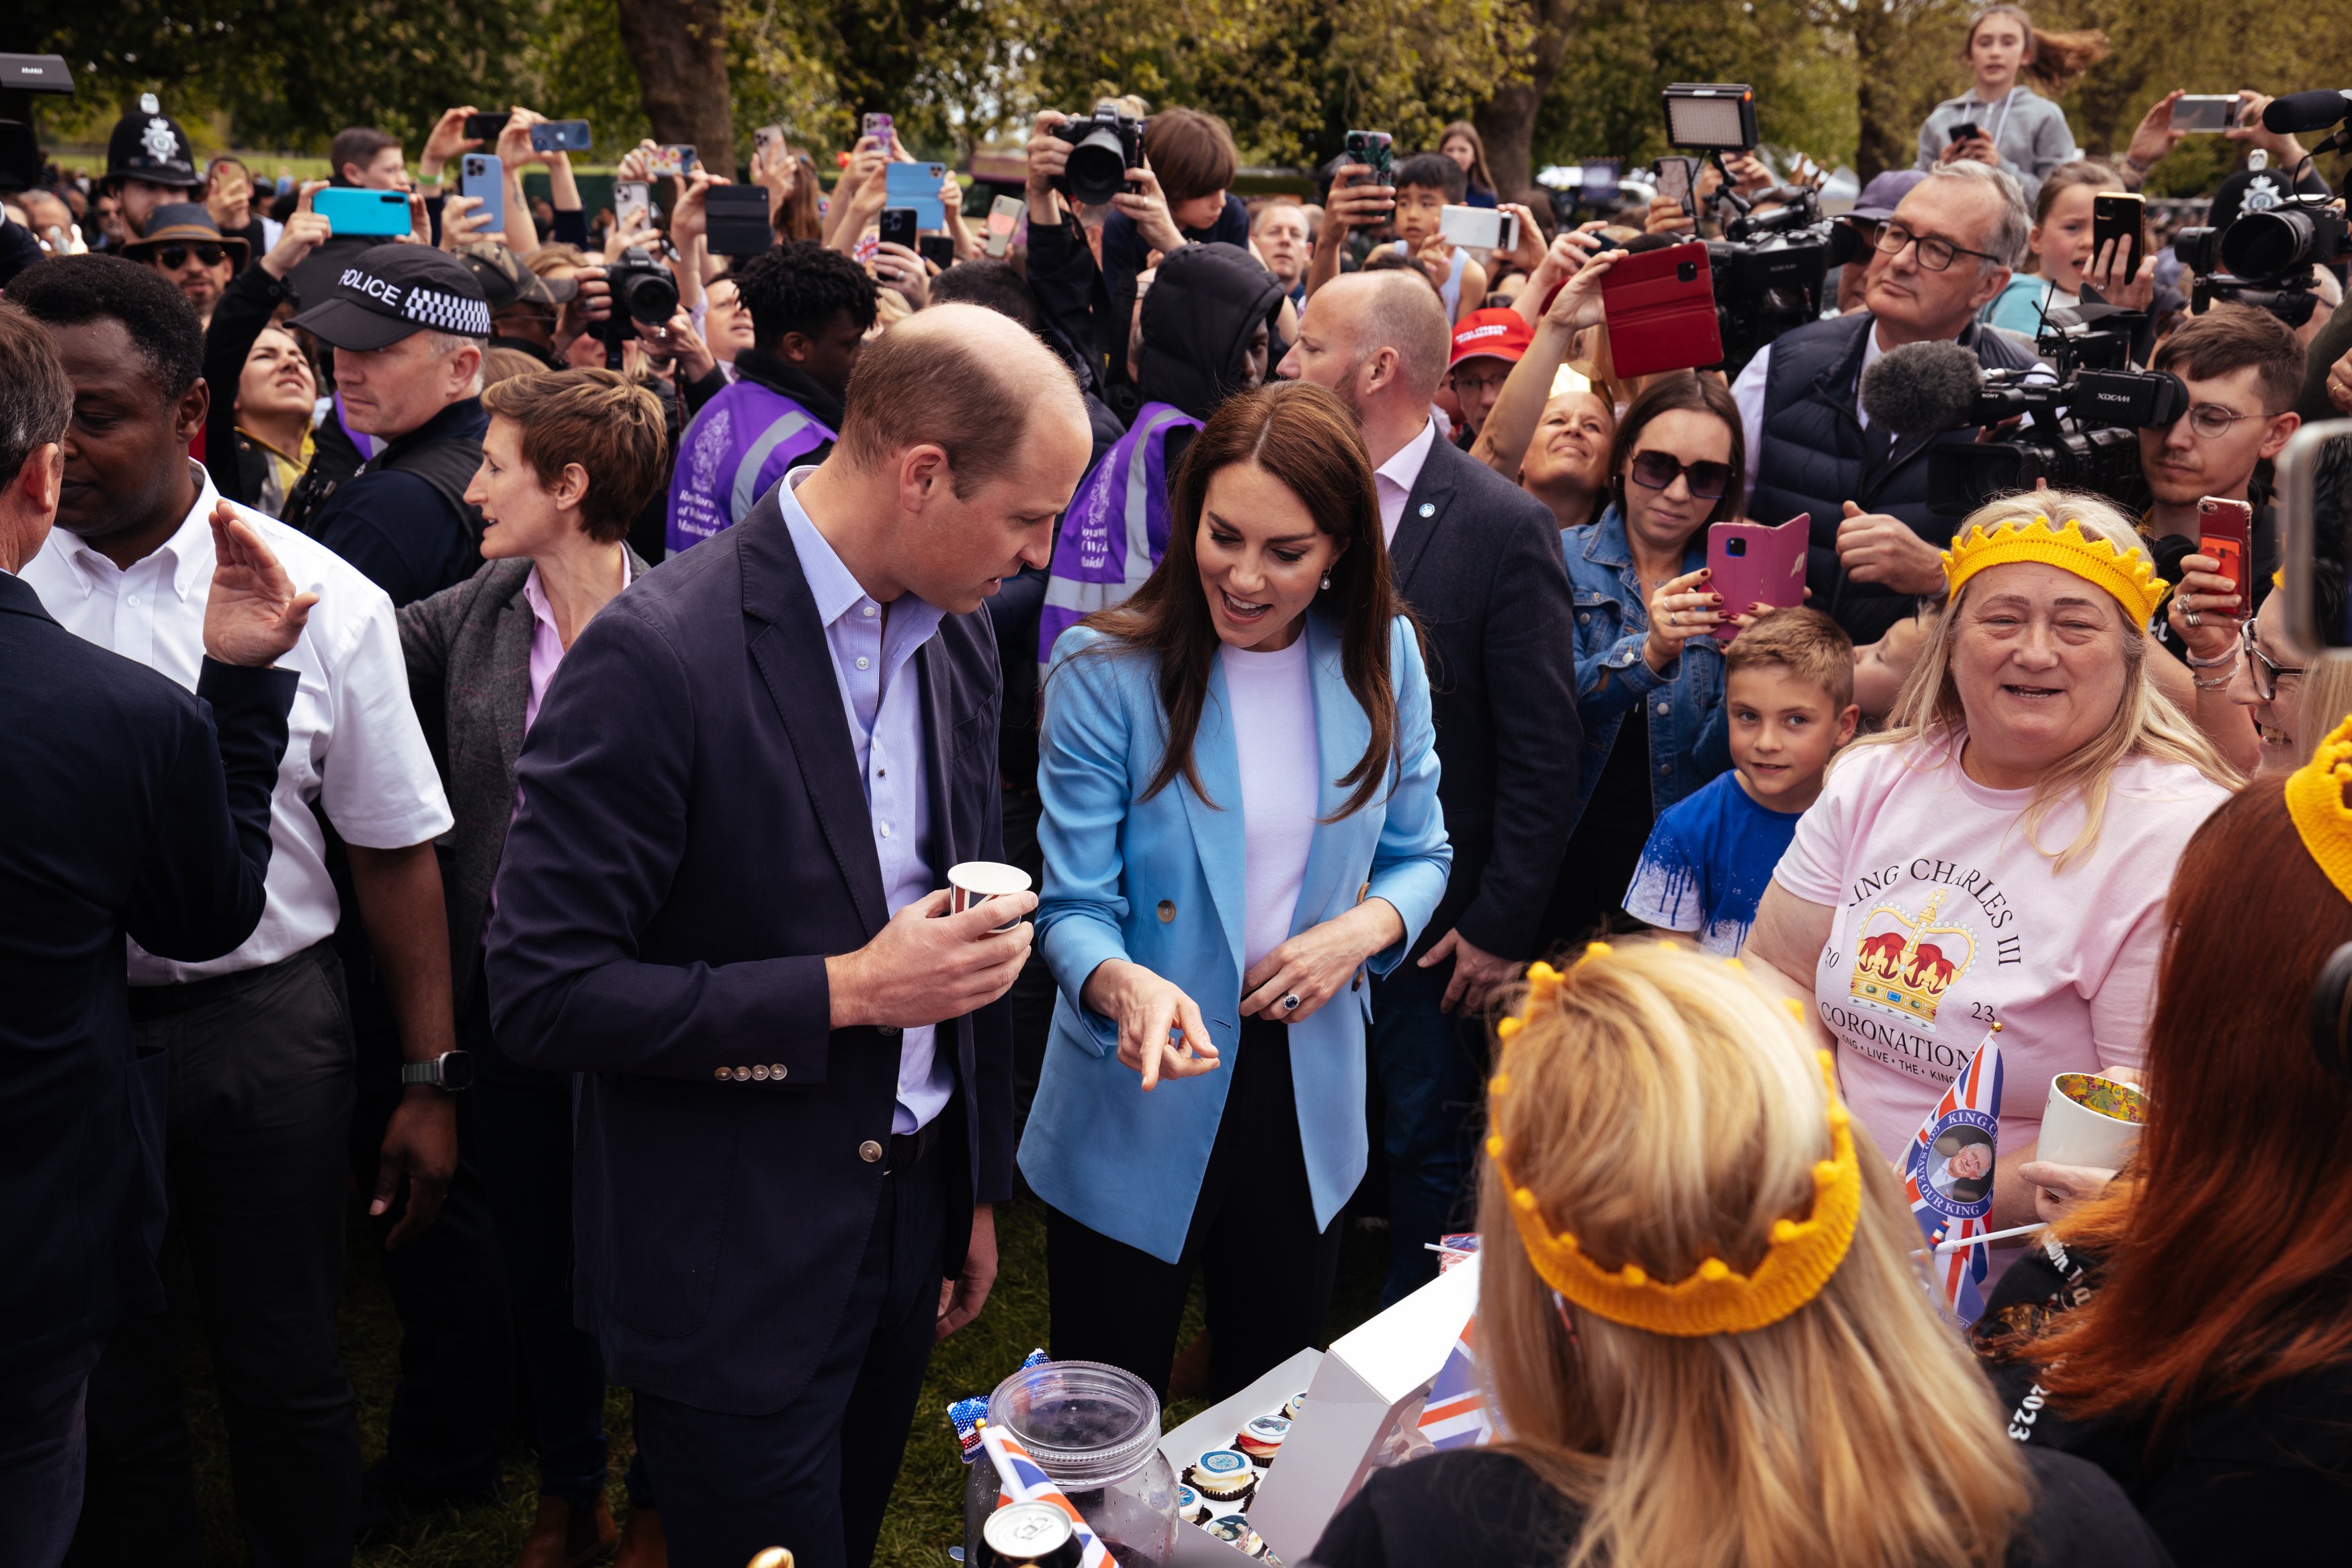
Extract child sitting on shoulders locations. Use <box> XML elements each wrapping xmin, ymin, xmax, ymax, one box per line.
<box><xmin>1623</xmin><ymin>608</ymin><xmax>1859</xmax><ymax>954</ymax></box>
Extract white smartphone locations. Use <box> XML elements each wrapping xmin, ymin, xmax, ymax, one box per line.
<box><xmin>1439</xmin><ymin>204</ymin><xmax>1517</xmax><ymax>252</ymax></box>
<box><xmin>984</xmin><ymin>193</ymin><xmax>1023</xmax><ymax>258</ymax></box>
<box><xmin>614</xmin><ymin>179</ymin><xmax>651</xmax><ymax>232</ymax></box>
<box><xmin>2171</xmin><ymin>94</ymin><xmax>2239</xmax><ymax>133</ymax></box>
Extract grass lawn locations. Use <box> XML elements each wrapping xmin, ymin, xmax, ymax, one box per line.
<box><xmin>182</xmin><ymin>1194</ymin><xmax>1394</xmax><ymax>1566</ymax></box>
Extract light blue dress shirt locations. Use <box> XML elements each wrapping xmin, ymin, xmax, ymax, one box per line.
<box><xmin>776</xmin><ymin>468</ymin><xmax>952</xmax><ymax>1133</ymax></box>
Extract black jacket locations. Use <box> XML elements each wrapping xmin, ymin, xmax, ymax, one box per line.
<box><xmin>201</xmin><ymin>260</ymin><xmax>296</xmax><ymax>509</ymax></box>
<box><xmin>1390</xmin><ymin>436</ymin><xmax>1583</xmax><ymax>963</ymax></box>
<box><xmin>1136</xmin><ymin>241</ymin><xmax>1287</xmax><ymax>423</ymax></box>
<box><xmin>0</xmin><ymin>572</ymin><xmax>294</xmax><ymax>1370</ymax></box>
<box><xmin>1749</xmin><ymin>311</ymin><xmax>2040</xmax><ymax>643</ymax></box>
<box><xmin>310</xmin><ymin>396</ymin><xmax>490</xmax><ymax>608</ymax></box>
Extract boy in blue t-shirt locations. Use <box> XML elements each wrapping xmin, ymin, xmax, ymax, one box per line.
<box><xmin>1624</xmin><ymin>608</ymin><xmax>1859</xmax><ymax>954</ymax></box>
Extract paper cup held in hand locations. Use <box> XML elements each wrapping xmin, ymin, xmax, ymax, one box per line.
<box><xmin>2037</xmin><ymin>1072</ymin><xmax>2150</xmax><ymax>1170</ymax></box>
<box><xmin>948</xmin><ymin>861</ymin><xmax>1032</xmax><ymax>932</ymax></box>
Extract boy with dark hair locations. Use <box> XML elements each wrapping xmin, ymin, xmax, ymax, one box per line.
<box><xmin>329</xmin><ymin>127</ymin><xmax>406</xmax><ymax>190</ymax></box>
<box><xmin>1624</xmin><ymin>608</ymin><xmax>1859</xmax><ymax>954</ymax></box>
<box><xmin>1385</xmin><ymin>151</ymin><xmax>1486</xmax><ymax>325</ymax></box>
<box><xmin>1097</xmin><ymin>106</ymin><xmax>1253</xmax><ymax>362</ymax></box>
<box><xmin>668</xmin><ymin>239</ymin><xmax>878</xmax><ymax>550</ymax></box>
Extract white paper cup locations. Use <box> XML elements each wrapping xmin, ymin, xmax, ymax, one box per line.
<box><xmin>947</xmin><ymin>861</ymin><xmax>1032</xmax><ymax>932</ymax></box>
<box><xmin>2037</xmin><ymin>1072</ymin><xmax>2150</xmax><ymax>1170</ymax></box>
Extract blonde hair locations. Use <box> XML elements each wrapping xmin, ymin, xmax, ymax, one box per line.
<box><xmin>1849</xmin><ymin>490</ymin><xmax>2238</xmax><ymax>869</ymax></box>
<box><xmin>1480</xmin><ymin>941</ymin><xmax>2034</xmax><ymax>1568</ymax></box>
<box><xmin>1726</xmin><ymin>606</ymin><xmax>1856</xmax><ymax>709</ymax></box>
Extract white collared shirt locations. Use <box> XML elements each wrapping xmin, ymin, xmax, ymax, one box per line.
<box><xmin>1731</xmin><ymin>326</ymin><xmax>1890</xmax><ymax>496</ymax></box>
<box><xmin>1375</xmin><ymin>415</ymin><xmax>1445</xmax><ymax>546</ymax></box>
<box><xmin>775</xmin><ymin>468</ymin><xmax>952</xmax><ymax>1134</ymax></box>
<box><xmin>21</xmin><ymin>464</ymin><xmax>454</xmax><ymax>983</ymax></box>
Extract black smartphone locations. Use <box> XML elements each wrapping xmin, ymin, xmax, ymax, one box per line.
<box><xmin>917</xmin><ymin>233</ymin><xmax>954</xmax><ymax>270</ymax></box>
<box><xmin>2092</xmin><ymin>191</ymin><xmax>2144</xmax><ymax>282</ymax></box>
<box><xmin>530</xmin><ymin>119</ymin><xmax>593</xmax><ymax>154</ymax></box>
<box><xmin>1949</xmin><ymin>121</ymin><xmax>1983</xmax><ymax>144</ymax></box>
<box><xmin>704</xmin><ymin>185</ymin><xmax>774</xmax><ymax>257</ymax></box>
<box><xmin>464</xmin><ymin>111</ymin><xmax>508</xmax><ymax>144</ymax></box>
<box><xmin>878</xmin><ymin>207</ymin><xmax>919</xmax><ymax>250</ymax></box>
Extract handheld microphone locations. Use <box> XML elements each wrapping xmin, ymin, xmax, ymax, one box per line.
<box><xmin>1859</xmin><ymin>340</ymin><xmax>1983</xmax><ymax>436</ymax></box>
<box><xmin>2261</xmin><ymin>89</ymin><xmax>2352</xmax><ymax>136</ymax></box>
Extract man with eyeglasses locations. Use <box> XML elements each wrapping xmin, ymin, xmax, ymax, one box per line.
<box><xmin>121</xmin><ymin>203</ymin><xmax>244</xmax><ymax>329</ymax></box>
<box><xmin>1734</xmin><ymin>161</ymin><xmax>2041</xmax><ymax>643</ymax></box>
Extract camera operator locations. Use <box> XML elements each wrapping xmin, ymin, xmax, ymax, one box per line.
<box><xmin>278</xmin><ymin>246</ymin><xmax>494</xmax><ymax>607</ymax></box>
<box><xmin>1734</xmin><ymin>161</ymin><xmax>2040</xmax><ymax>643</ymax></box>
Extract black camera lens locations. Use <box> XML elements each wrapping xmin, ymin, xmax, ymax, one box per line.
<box><xmin>618</xmin><ymin>267</ymin><xmax>679</xmax><ymax>326</ymax></box>
<box><xmin>2221</xmin><ymin>208</ymin><xmax>2322</xmax><ymax>279</ymax></box>
<box><xmin>2172</xmin><ymin>224</ymin><xmax>2221</xmax><ymax>275</ymax></box>
<box><xmin>1063</xmin><ymin>126</ymin><xmax>1130</xmax><ymax>206</ymax></box>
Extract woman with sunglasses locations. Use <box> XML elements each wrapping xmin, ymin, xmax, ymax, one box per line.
<box><xmin>1537</xmin><ymin>372</ymin><xmax>1746</xmax><ymax>955</ymax></box>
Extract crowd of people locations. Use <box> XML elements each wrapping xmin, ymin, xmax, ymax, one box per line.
<box><xmin>5</xmin><ymin>4</ymin><xmax>2352</xmax><ymax>1565</ymax></box>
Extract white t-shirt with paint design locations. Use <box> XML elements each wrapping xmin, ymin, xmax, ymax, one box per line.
<box><xmin>1773</xmin><ymin>732</ymin><xmax>2227</xmax><ymax>1163</ymax></box>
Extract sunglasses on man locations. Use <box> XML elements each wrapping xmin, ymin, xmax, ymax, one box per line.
<box><xmin>151</xmin><ymin>243</ymin><xmax>228</xmax><ymax>270</ymax></box>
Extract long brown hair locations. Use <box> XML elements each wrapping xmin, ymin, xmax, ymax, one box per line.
<box><xmin>774</xmin><ymin>153</ymin><xmax>823</xmax><ymax>242</ymax></box>
<box><xmin>1083</xmin><ymin>380</ymin><xmax>1407</xmax><ymax>820</ymax></box>
<box><xmin>1959</xmin><ymin>5</ymin><xmax>2110</xmax><ymax>96</ymax></box>
<box><xmin>1482</xmin><ymin>943</ymin><xmax>2033</xmax><ymax>1568</ymax></box>
<box><xmin>1439</xmin><ymin>120</ymin><xmax>1497</xmax><ymax>195</ymax></box>
<box><xmin>2003</xmin><ymin>781</ymin><xmax>2352</xmax><ymax>1428</ymax></box>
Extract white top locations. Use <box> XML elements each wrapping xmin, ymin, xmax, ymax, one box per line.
<box><xmin>1220</xmin><ymin>634</ymin><xmax>1318</xmax><ymax>973</ymax></box>
<box><xmin>775</xmin><ymin>468</ymin><xmax>952</xmax><ymax>1133</ymax></box>
<box><xmin>1772</xmin><ymin>732</ymin><xmax>2227</xmax><ymax>1163</ymax></box>
<box><xmin>1374</xmin><ymin>415</ymin><xmax>1443</xmax><ymax>547</ymax></box>
<box><xmin>22</xmin><ymin>464</ymin><xmax>454</xmax><ymax>982</ymax></box>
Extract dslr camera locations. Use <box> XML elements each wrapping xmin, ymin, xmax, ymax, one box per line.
<box><xmin>599</xmin><ymin>246</ymin><xmax>680</xmax><ymax>369</ymax></box>
<box><xmin>1052</xmin><ymin>101</ymin><xmax>1147</xmax><ymax>207</ymax></box>
<box><xmin>2174</xmin><ymin>191</ymin><xmax>2347</xmax><ymax>329</ymax></box>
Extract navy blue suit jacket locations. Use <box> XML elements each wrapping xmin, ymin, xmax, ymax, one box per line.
<box><xmin>485</xmin><ymin>490</ymin><xmax>1015</xmax><ymax>1415</ymax></box>
<box><xmin>0</xmin><ymin>569</ymin><xmax>294</xmax><ymax>1371</ymax></box>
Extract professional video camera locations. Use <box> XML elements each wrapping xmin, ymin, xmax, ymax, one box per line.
<box><xmin>1860</xmin><ymin>298</ymin><xmax>2189</xmax><ymax>515</ymax></box>
<box><xmin>599</xmin><ymin>245</ymin><xmax>679</xmax><ymax>369</ymax></box>
<box><xmin>1052</xmin><ymin>101</ymin><xmax>1147</xmax><ymax>206</ymax></box>
<box><xmin>1661</xmin><ymin>84</ymin><xmax>1837</xmax><ymax>375</ymax></box>
<box><xmin>2172</xmin><ymin>89</ymin><xmax>2352</xmax><ymax>329</ymax></box>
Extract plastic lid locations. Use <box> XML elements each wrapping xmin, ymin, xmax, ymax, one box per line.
<box><xmin>986</xmin><ymin>1359</ymin><xmax>1164</xmax><ymax>1487</ymax></box>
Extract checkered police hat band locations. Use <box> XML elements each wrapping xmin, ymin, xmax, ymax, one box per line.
<box><xmin>402</xmin><ymin>286</ymin><xmax>492</xmax><ymax>337</ymax></box>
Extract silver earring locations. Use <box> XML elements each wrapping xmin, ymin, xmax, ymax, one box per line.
<box><xmin>1320</xmin><ymin>572</ymin><xmax>1332</xmax><ymax>591</ymax></box>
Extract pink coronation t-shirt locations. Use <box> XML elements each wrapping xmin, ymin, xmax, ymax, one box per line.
<box><xmin>1773</xmin><ymin>732</ymin><xmax>2227</xmax><ymax>1164</ymax></box>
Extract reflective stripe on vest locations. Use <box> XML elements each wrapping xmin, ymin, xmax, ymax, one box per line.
<box><xmin>732</xmin><ymin>411</ymin><xmax>813</xmax><ymax>525</ymax></box>
<box><xmin>1037</xmin><ymin>402</ymin><xmax>1202</xmax><ymax>672</ymax></box>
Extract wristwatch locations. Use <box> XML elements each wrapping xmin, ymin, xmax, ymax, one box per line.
<box><xmin>399</xmin><ymin>1050</ymin><xmax>474</xmax><ymax>1092</ymax></box>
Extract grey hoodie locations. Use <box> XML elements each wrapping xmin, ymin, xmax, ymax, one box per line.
<box><xmin>1916</xmin><ymin>85</ymin><xmax>2078</xmax><ymax>202</ymax></box>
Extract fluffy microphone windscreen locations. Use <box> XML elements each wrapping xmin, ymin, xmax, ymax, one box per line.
<box><xmin>1859</xmin><ymin>339</ymin><xmax>1982</xmax><ymax>435</ymax></box>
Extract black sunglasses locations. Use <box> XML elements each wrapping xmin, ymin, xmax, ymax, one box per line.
<box><xmin>1629</xmin><ymin>448</ymin><xmax>1733</xmax><ymax>500</ymax></box>
<box><xmin>153</xmin><ymin>243</ymin><xmax>227</xmax><ymax>269</ymax></box>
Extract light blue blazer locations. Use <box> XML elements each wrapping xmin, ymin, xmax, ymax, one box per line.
<box><xmin>1020</xmin><ymin>612</ymin><xmax>1452</xmax><ymax>1264</ymax></box>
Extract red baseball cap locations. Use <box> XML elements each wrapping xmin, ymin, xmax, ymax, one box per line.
<box><xmin>1450</xmin><ymin>308</ymin><xmax>1531</xmax><ymax>369</ymax></box>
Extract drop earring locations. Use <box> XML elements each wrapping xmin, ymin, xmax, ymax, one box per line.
<box><xmin>1319</xmin><ymin>572</ymin><xmax>1332</xmax><ymax>591</ymax></box>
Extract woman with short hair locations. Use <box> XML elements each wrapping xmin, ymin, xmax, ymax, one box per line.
<box><xmin>1749</xmin><ymin>491</ymin><xmax>2236</xmax><ymax>1233</ymax></box>
<box><xmin>1312</xmin><ymin>940</ymin><xmax>2165</xmax><ymax>1568</ymax></box>
<box><xmin>1024</xmin><ymin>380</ymin><xmax>1451</xmax><ymax>1401</ymax></box>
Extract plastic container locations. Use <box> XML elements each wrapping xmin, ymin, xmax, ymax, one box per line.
<box><xmin>963</xmin><ymin>1360</ymin><xmax>1181</xmax><ymax>1566</ymax></box>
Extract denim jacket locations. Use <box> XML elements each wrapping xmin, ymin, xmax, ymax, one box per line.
<box><xmin>1562</xmin><ymin>504</ymin><xmax>1731</xmax><ymax>834</ymax></box>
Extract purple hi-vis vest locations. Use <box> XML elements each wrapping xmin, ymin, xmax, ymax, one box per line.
<box><xmin>667</xmin><ymin>378</ymin><xmax>838</xmax><ymax>555</ymax></box>
<box><xmin>1036</xmin><ymin>402</ymin><xmax>1202</xmax><ymax>672</ymax></box>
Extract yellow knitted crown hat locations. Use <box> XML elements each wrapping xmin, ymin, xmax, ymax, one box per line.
<box><xmin>2288</xmin><ymin>715</ymin><xmax>2352</xmax><ymax>904</ymax></box>
<box><xmin>1941</xmin><ymin>514</ymin><xmax>2171</xmax><ymax>626</ymax></box>
<box><xmin>1484</xmin><ymin>946</ymin><xmax>1862</xmax><ymax>1338</ymax></box>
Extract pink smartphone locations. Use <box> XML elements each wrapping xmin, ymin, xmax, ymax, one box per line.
<box><xmin>1706</xmin><ymin>515</ymin><xmax>1809</xmax><ymax>641</ymax></box>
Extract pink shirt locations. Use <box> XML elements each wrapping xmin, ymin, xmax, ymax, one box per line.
<box><xmin>1773</xmin><ymin>732</ymin><xmax>2227</xmax><ymax>1163</ymax></box>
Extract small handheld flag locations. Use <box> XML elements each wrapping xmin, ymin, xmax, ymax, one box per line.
<box><xmin>1900</xmin><ymin>1024</ymin><xmax>2005</xmax><ymax>1327</ymax></box>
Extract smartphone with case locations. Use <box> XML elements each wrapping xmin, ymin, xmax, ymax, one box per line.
<box><xmin>2171</xmin><ymin>95</ymin><xmax>2238</xmax><ymax>132</ymax></box>
<box><xmin>464</xmin><ymin>110</ymin><xmax>508</xmax><ymax>144</ymax></box>
<box><xmin>2197</xmin><ymin>495</ymin><xmax>2254</xmax><ymax>609</ymax></box>
<box><xmin>917</xmin><ymin>233</ymin><xmax>954</xmax><ymax>270</ymax></box>
<box><xmin>704</xmin><ymin>185</ymin><xmax>773</xmax><ymax>256</ymax></box>
<box><xmin>647</xmin><ymin>144</ymin><xmax>696</xmax><ymax>179</ymax></box>
<box><xmin>460</xmin><ymin>153</ymin><xmax>506</xmax><ymax>234</ymax></box>
<box><xmin>314</xmin><ymin>187</ymin><xmax>411</xmax><ymax>238</ymax></box>
<box><xmin>1439</xmin><ymin>205</ymin><xmax>1518</xmax><ymax>252</ymax></box>
<box><xmin>2091</xmin><ymin>191</ymin><xmax>2143</xmax><ymax>281</ymax></box>
<box><xmin>1706</xmin><ymin>515</ymin><xmax>1810</xmax><ymax>641</ymax></box>
<box><xmin>1654</xmin><ymin>155</ymin><xmax>1699</xmax><ymax>220</ymax></box>
<box><xmin>884</xmin><ymin>162</ymin><xmax>947</xmax><ymax>230</ymax></box>
<box><xmin>862</xmin><ymin>112</ymin><xmax>894</xmax><ymax>148</ymax></box>
<box><xmin>1342</xmin><ymin>130</ymin><xmax>1393</xmax><ymax>189</ymax></box>
<box><xmin>878</xmin><ymin>207</ymin><xmax>919</xmax><ymax>251</ymax></box>
<box><xmin>984</xmin><ymin>193</ymin><xmax>1024</xmax><ymax>257</ymax></box>
<box><xmin>613</xmin><ymin>179</ymin><xmax>651</xmax><ymax>233</ymax></box>
<box><xmin>1601</xmin><ymin>241</ymin><xmax>1723</xmax><ymax>376</ymax></box>
<box><xmin>753</xmin><ymin>124</ymin><xmax>785</xmax><ymax>161</ymax></box>
<box><xmin>530</xmin><ymin>119</ymin><xmax>593</xmax><ymax>153</ymax></box>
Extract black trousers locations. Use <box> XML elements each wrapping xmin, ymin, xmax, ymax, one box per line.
<box><xmin>0</xmin><ymin>1338</ymin><xmax>103</xmax><ymax>1568</ymax></box>
<box><xmin>69</xmin><ymin>945</ymin><xmax>363</xmax><ymax>1568</ymax></box>
<box><xmin>630</xmin><ymin>1123</ymin><xmax>952</xmax><ymax>1568</ymax></box>
<box><xmin>1045</xmin><ymin>1018</ymin><xmax>1345</xmax><ymax>1405</ymax></box>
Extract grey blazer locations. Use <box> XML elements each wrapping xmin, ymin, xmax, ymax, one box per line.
<box><xmin>398</xmin><ymin>550</ymin><xmax>647</xmax><ymax>1006</ymax></box>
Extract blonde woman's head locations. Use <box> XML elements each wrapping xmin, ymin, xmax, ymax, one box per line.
<box><xmin>1480</xmin><ymin>941</ymin><xmax>2031</xmax><ymax>1568</ymax></box>
<box><xmin>1858</xmin><ymin>489</ymin><xmax>2235</xmax><ymax>867</ymax></box>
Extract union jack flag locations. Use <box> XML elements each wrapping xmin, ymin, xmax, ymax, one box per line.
<box><xmin>978</xmin><ymin>1424</ymin><xmax>1113</xmax><ymax>1568</ymax></box>
<box><xmin>1901</xmin><ymin>1026</ymin><xmax>2005</xmax><ymax>1327</ymax></box>
<box><xmin>1415</xmin><ymin>1316</ymin><xmax>1494</xmax><ymax>1451</ymax></box>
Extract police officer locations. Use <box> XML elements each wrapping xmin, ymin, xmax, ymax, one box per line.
<box><xmin>100</xmin><ymin>93</ymin><xmax>205</xmax><ymax>243</ymax></box>
<box><xmin>282</xmin><ymin>244</ymin><xmax>493</xmax><ymax>607</ymax></box>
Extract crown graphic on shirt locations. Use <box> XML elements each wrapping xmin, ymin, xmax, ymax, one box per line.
<box><xmin>1849</xmin><ymin>889</ymin><xmax>1976</xmax><ymax>1025</ymax></box>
